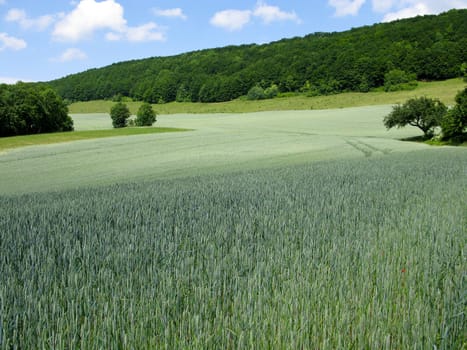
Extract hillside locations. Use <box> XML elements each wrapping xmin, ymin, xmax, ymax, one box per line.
<box><xmin>49</xmin><ymin>9</ymin><xmax>467</xmax><ymax>103</ymax></box>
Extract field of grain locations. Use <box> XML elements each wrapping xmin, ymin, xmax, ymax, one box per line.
<box><xmin>0</xmin><ymin>107</ymin><xmax>465</xmax><ymax>349</ymax></box>
<box><xmin>1</xmin><ymin>149</ymin><xmax>465</xmax><ymax>348</ymax></box>
<box><xmin>0</xmin><ymin>107</ymin><xmax>429</xmax><ymax>195</ymax></box>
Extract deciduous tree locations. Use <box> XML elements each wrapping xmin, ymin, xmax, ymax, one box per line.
<box><xmin>384</xmin><ymin>97</ymin><xmax>447</xmax><ymax>138</ymax></box>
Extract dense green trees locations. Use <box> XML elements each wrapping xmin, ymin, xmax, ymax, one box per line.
<box><xmin>110</xmin><ymin>102</ymin><xmax>130</xmax><ymax>128</ymax></box>
<box><xmin>136</xmin><ymin>103</ymin><xmax>157</xmax><ymax>126</ymax></box>
<box><xmin>384</xmin><ymin>97</ymin><xmax>447</xmax><ymax>138</ymax></box>
<box><xmin>49</xmin><ymin>10</ymin><xmax>467</xmax><ymax>104</ymax></box>
<box><xmin>442</xmin><ymin>88</ymin><xmax>467</xmax><ymax>141</ymax></box>
<box><xmin>0</xmin><ymin>83</ymin><xmax>73</xmax><ymax>137</ymax></box>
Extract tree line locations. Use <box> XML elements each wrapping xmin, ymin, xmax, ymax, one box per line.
<box><xmin>0</xmin><ymin>83</ymin><xmax>73</xmax><ymax>137</ymax></box>
<box><xmin>48</xmin><ymin>9</ymin><xmax>467</xmax><ymax>103</ymax></box>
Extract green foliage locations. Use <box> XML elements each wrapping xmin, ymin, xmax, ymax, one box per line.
<box><xmin>247</xmin><ymin>85</ymin><xmax>266</xmax><ymax>100</ymax></box>
<box><xmin>110</xmin><ymin>102</ymin><xmax>130</xmax><ymax>128</ymax></box>
<box><xmin>384</xmin><ymin>69</ymin><xmax>418</xmax><ymax>92</ymax></box>
<box><xmin>1</xmin><ymin>150</ymin><xmax>465</xmax><ymax>348</ymax></box>
<box><xmin>49</xmin><ymin>10</ymin><xmax>467</xmax><ymax>103</ymax></box>
<box><xmin>442</xmin><ymin>87</ymin><xmax>467</xmax><ymax>141</ymax></box>
<box><xmin>384</xmin><ymin>97</ymin><xmax>447</xmax><ymax>137</ymax></box>
<box><xmin>0</xmin><ymin>82</ymin><xmax>73</xmax><ymax>137</ymax></box>
<box><xmin>247</xmin><ymin>84</ymin><xmax>279</xmax><ymax>101</ymax></box>
<box><xmin>135</xmin><ymin>102</ymin><xmax>157</xmax><ymax>126</ymax></box>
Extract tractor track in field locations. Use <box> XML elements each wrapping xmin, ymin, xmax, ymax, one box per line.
<box><xmin>344</xmin><ymin>138</ymin><xmax>392</xmax><ymax>157</ymax></box>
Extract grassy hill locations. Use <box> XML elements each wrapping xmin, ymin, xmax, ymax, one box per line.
<box><xmin>69</xmin><ymin>78</ymin><xmax>466</xmax><ymax>114</ymax></box>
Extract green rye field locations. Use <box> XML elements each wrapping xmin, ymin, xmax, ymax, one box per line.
<box><xmin>0</xmin><ymin>92</ymin><xmax>466</xmax><ymax>348</ymax></box>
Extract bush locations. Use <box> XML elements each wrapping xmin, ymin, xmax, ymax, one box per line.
<box><xmin>247</xmin><ymin>85</ymin><xmax>266</xmax><ymax>100</ymax></box>
<box><xmin>264</xmin><ymin>84</ymin><xmax>279</xmax><ymax>99</ymax></box>
<box><xmin>442</xmin><ymin>88</ymin><xmax>467</xmax><ymax>141</ymax></box>
<box><xmin>384</xmin><ymin>69</ymin><xmax>417</xmax><ymax>92</ymax></box>
<box><xmin>135</xmin><ymin>102</ymin><xmax>157</xmax><ymax>126</ymax></box>
<box><xmin>110</xmin><ymin>102</ymin><xmax>130</xmax><ymax>128</ymax></box>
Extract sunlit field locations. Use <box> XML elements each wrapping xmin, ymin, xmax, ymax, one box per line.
<box><xmin>0</xmin><ymin>106</ymin><xmax>430</xmax><ymax>195</ymax></box>
<box><xmin>0</xmin><ymin>106</ymin><xmax>465</xmax><ymax>349</ymax></box>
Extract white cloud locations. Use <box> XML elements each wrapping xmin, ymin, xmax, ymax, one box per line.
<box><xmin>253</xmin><ymin>2</ymin><xmax>301</xmax><ymax>23</ymax></box>
<box><xmin>330</xmin><ymin>0</ymin><xmax>467</xmax><ymax>18</ymax></box>
<box><xmin>328</xmin><ymin>0</ymin><xmax>366</xmax><ymax>16</ymax></box>
<box><xmin>0</xmin><ymin>32</ymin><xmax>27</xmax><ymax>51</ymax></box>
<box><xmin>124</xmin><ymin>23</ymin><xmax>166</xmax><ymax>42</ymax></box>
<box><xmin>53</xmin><ymin>0</ymin><xmax>165</xmax><ymax>42</ymax></box>
<box><xmin>6</xmin><ymin>8</ymin><xmax>55</xmax><ymax>31</ymax></box>
<box><xmin>52</xmin><ymin>48</ymin><xmax>87</xmax><ymax>62</ymax></box>
<box><xmin>154</xmin><ymin>8</ymin><xmax>187</xmax><ymax>20</ymax></box>
<box><xmin>372</xmin><ymin>0</ymin><xmax>467</xmax><ymax>22</ymax></box>
<box><xmin>382</xmin><ymin>3</ymin><xmax>431</xmax><ymax>22</ymax></box>
<box><xmin>0</xmin><ymin>77</ymin><xmax>33</xmax><ymax>84</ymax></box>
<box><xmin>53</xmin><ymin>0</ymin><xmax>127</xmax><ymax>41</ymax></box>
<box><xmin>371</xmin><ymin>0</ymin><xmax>397</xmax><ymax>13</ymax></box>
<box><xmin>210</xmin><ymin>9</ymin><xmax>252</xmax><ymax>31</ymax></box>
<box><xmin>211</xmin><ymin>2</ymin><xmax>301</xmax><ymax>31</ymax></box>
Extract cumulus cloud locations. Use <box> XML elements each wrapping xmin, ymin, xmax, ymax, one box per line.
<box><xmin>52</xmin><ymin>48</ymin><xmax>87</xmax><ymax>62</ymax></box>
<box><xmin>253</xmin><ymin>2</ymin><xmax>301</xmax><ymax>23</ymax></box>
<box><xmin>210</xmin><ymin>9</ymin><xmax>252</xmax><ymax>31</ymax></box>
<box><xmin>382</xmin><ymin>3</ymin><xmax>431</xmax><ymax>22</ymax></box>
<box><xmin>53</xmin><ymin>0</ymin><xmax>126</xmax><ymax>41</ymax></box>
<box><xmin>376</xmin><ymin>0</ymin><xmax>467</xmax><ymax>22</ymax></box>
<box><xmin>328</xmin><ymin>0</ymin><xmax>366</xmax><ymax>16</ymax></box>
<box><xmin>211</xmin><ymin>2</ymin><xmax>301</xmax><ymax>31</ymax></box>
<box><xmin>154</xmin><ymin>8</ymin><xmax>187</xmax><ymax>20</ymax></box>
<box><xmin>53</xmin><ymin>0</ymin><xmax>165</xmax><ymax>42</ymax></box>
<box><xmin>6</xmin><ymin>8</ymin><xmax>55</xmax><ymax>31</ymax></box>
<box><xmin>329</xmin><ymin>0</ymin><xmax>467</xmax><ymax>19</ymax></box>
<box><xmin>0</xmin><ymin>32</ymin><xmax>27</xmax><ymax>51</ymax></box>
<box><xmin>107</xmin><ymin>22</ymin><xmax>166</xmax><ymax>42</ymax></box>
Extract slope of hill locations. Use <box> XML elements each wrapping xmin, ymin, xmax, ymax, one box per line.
<box><xmin>49</xmin><ymin>9</ymin><xmax>467</xmax><ymax>103</ymax></box>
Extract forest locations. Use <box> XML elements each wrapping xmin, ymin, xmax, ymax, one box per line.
<box><xmin>48</xmin><ymin>9</ymin><xmax>467</xmax><ymax>104</ymax></box>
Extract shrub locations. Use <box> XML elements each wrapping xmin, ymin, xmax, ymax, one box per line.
<box><xmin>247</xmin><ymin>85</ymin><xmax>266</xmax><ymax>100</ymax></box>
<box><xmin>110</xmin><ymin>102</ymin><xmax>130</xmax><ymax>128</ymax></box>
<box><xmin>384</xmin><ymin>69</ymin><xmax>417</xmax><ymax>92</ymax></box>
<box><xmin>135</xmin><ymin>102</ymin><xmax>157</xmax><ymax>126</ymax></box>
<box><xmin>442</xmin><ymin>88</ymin><xmax>467</xmax><ymax>141</ymax></box>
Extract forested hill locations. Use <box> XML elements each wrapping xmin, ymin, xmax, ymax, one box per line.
<box><xmin>49</xmin><ymin>9</ymin><xmax>466</xmax><ymax>103</ymax></box>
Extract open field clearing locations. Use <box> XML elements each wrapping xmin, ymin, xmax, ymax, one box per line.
<box><xmin>0</xmin><ymin>106</ymin><xmax>435</xmax><ymax>195</ymax></box>
<box><xmin>68</xmin><ymin>78</ymin><xmax>465</xmax><ymax>115</ymax></box>
<box><xmin>1</xmin><ymin>149</ymin><xmax>466</xmax><ymax>348</ymax></box>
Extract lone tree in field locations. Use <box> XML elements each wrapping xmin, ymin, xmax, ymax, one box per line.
<box><xmin>442</xmin><ymin>87</ymin><xmax>467</xmax><ymax>141</ymax></box>
<box><xmin>384</xmin><ymin>97</ymin><xmax>447</xmax><ymax>138</ymax></box>
<box><xmin>110</xmin><ymin>102</ymin><xmax>130</xmax><ymax>128</ymax></box>
<box><xmin>135</xmin><ymin>102</ymin><xmax>157</xmax><ymax>126</ymax></box>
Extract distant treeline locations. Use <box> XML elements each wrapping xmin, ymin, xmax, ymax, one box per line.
<box><xmin>49</xmin><ymin>9</ymin><xmax>467</xmax><ymax>103</ymax></box>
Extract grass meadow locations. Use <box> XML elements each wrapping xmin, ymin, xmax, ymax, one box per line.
<box><xmin>0</xmin><ymin>103</ymin><xmax>466</xmax><ymax>348</ymax></box>
<box><xmin>69</xmin><ymin>78</ymin><xmax>465</xmax><ymax>115</ymax></box>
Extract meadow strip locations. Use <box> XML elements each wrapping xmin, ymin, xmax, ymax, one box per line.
<box><xmin>0</xmin><ymin>127</ymin><xmax>190</xmax><ymax>152</ymax></box>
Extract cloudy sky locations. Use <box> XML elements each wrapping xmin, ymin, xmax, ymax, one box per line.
<box><xmin>1</xmin><ymin>0</ymin><xmax>466</xmax><ymax>83</ymax></box>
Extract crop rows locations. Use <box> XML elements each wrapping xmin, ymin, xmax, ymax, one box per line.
<box><xmin>0</xmin><ymin>149</ymin><xmax>465</xmax><ymax>349</ymax></box>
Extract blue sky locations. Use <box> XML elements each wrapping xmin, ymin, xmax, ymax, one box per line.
<box><xmin>1</xmin><ymin>0</ymin><xmax>466</xmax><ymax>83</ymax></box>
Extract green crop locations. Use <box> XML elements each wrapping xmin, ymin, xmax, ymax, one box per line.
<box><xmin>1</xmin><ymin>149</ymin><xmax>466</xmax><ymax>349</ymax></box>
